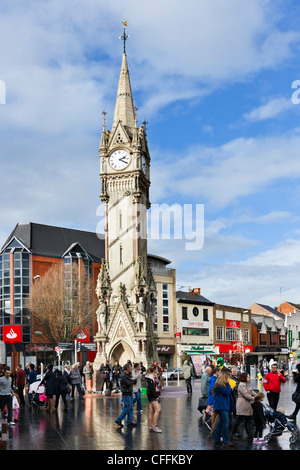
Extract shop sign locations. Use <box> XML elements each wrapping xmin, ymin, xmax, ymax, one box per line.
<box><xmin>73</xmin><ymin>327</ymin><xmax>90</xmax><ymax>343</ymax></box>
<box><xmin>182</xmin><ymin>320</ymin><xmax>209</xmax><ymax>328</ymax></box>
<box><xmin>182</xmin><ymin>345</ymin><xmax>215</xmax><ymax>353</ymax></box>
<box><xmin>3</xmin><ymin>325</ymin><xmax>22</xmax><ymax>343</ymax></box>
<box><xmin>156</xmin><ymin>345</ymin><xmax>175</xmax><ymax>354</ymax></box>
<box><xmin>226</xmin><ymin>320</ymin><xmax>240</xmax><ymax>328</ymax></box>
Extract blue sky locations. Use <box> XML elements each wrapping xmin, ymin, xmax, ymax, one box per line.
<box><xmin>1</xmin><ymin>0</ymin><xmax>300</xmax><ymax>307</ymax></box>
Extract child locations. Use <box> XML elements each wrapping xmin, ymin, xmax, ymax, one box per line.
<box><xmin>251</xmin><ymin>392</ymin><xmax>267</xmax><ymax>444</ymax></box>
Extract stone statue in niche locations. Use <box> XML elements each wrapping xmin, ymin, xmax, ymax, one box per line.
<box><xmin>96</xmin><ymin>299</ymin><xmax>107</xmax><ymax>334</ymax></box>
<box><xmin>135</xmin><ymin>296</ymin><xmax>146</xmax><ymax>332</ymax></box>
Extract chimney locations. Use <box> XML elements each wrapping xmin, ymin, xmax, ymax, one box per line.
<box><xmin>190</xmin><ymin>288</ymin><xmax>201</xmax><ymax>295</ymax></box>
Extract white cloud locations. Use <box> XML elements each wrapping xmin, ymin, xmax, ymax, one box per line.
<box><xmin>244</xmin><ymin>97</ymin><xmax>293</xmax><ymax>122</ymax></box>
<box><xmin>151</xmin><ymin>128</ymin><xmax>300</xmax><ymax>209</ymax></box>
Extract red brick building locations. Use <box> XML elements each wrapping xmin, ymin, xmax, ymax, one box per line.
<box><xmin>0</xmin><ymin>222</ymin><xmax>104</xmax><ymax>370</ymax></box>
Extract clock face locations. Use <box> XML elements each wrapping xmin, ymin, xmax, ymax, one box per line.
<box><xmin>109</xmin><ymin>150</ymin><xmax>130</xmax><ymax>170</ymax></box>
<box><xmin>142</xmin><ymin>156</ymin><xmax>147</xmax><ymax>174</ymax></box>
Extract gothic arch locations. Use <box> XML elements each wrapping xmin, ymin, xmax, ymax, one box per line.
<box><xmin>108</xmin><ymin>339</ymin><xmax>135</xmax><ymax>366</ymax></box>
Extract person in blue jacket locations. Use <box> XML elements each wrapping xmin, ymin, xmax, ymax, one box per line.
<box><xmin>212</xmin><ymin>368</ymin><xmax>235</xmax><ymax>446</ymax></box>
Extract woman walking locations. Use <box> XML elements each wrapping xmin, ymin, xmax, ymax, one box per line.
<box><xmin>70</xmin><ymin>363</ymin><xmax>84</xmax><ymax>400</ymax></box>
<box><xmin>145</xmin><ymin>364</ymin><xmax>162</xmax><ymax>433</ymax></box>
<box><xmin>39</xmin><ymin>364</ymin><xmax>57</xmax><ymax>412</ymax></box>
<box><xmin>55</xmin><ymin>369</ymin><xmax>68</xmax><ymax>411</ymax></box>
<box><xmin>212</xmin><ymin>368</ymin><xmax>235</xmax><ymax>446</ymax></box>
<box><xmin>231</xmin><ymin>373</ymin><xmax>256</xmax><ymax>442</ymax></box>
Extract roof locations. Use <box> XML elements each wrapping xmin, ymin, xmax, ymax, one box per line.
<box><xmin>251</xmin><ymin>314</ymin><xmax>286</xmax><ymax>333</ymax></box>
<box><xmin>252</xmin><ymin>303</ymin><xmax>286</xmax><ymax>320</ymax></box>
<box><xmin>176</xmin><ymin>290</ymin><xmax>214</xmax><ymax>306</ymax></box>
<box><xmin>147</xmin><ymin>254</ymin><xmax>172</xmax><ymax>266</ymax></box>
<box><xmin>1</xmin><ymin>223</ymin><xmax>105</xmax><ymax>263</ymax></box>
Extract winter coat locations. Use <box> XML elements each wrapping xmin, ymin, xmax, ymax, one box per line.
<box><xmin>56</xmin><ymin>372</ymin><xmax>68</xmax><ymax>395</ymax></box>
<box><xmin>112</xmin><ymin>364</ymin><xmax>122</xmax><ymax>378</ymax></box>
<box><xmin>40</xmin><ymin>371</ymin><xmax>57</xmax><ymax>396</ymax></box>
<box><xmin>99</xmin><ymin>363</ymin><xmax>111</xmax><ymax>379</ymax></box>
<box><xmin>132</xmin><ymin>369</ymin><xmax>142</xmax><ymax>393</ymax></box>
<box><xmin>213</xmin><ymin>383</ymin><xmax>235</xmax><ymax>412</ymax></box>
<box><xmin>63</xmin><ymin>368</ymin><xmax>71</xmax><ymax>383</ymax></box>
<box><xmin>208</xmin><ymin>375</ymin><xmax>217</xmax><ymax>405</ymax></box>
<box><xmin>70</xmin><ymin>369</ymin><xmax>82</xmax><ymax>385</ymax></box>
<box><xmin>120</xmin><ymin>371</ymin><xmax>136</xmax><ymax>396</ymax></box>
<box><xmin>145</xmin><ymin>374</ymin><xmax>160</xmax><ymax>401</ymax></box>
<box><xmin>182</xmin><ymin>361</ymin><xmax>192</xmax><ymax>380</ymax></box>
<box><xmin>251</xmin><ymin>401</ymin><xmax>265</xmax><ymax>427</ymax></box>
<box><xmin>83</xmin><ymin>365</ymin><xmax>94</xmax><ymax>380</ymax></box>
<box><xmin>263</xmin><ymin>371</ymin><xmax>286</xmax><ymax>393</ymax></box>
<box><xmin>236</xmin><ymin>382</ymin><xmax>256</xmax><ymax>416</ymax></box>
<box><xmin>201</xmin><ymin>371</ymin><xmax>211</xmax><ymax>398</ymax></box>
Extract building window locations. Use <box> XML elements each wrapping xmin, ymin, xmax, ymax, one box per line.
<box><xmin>203</xmin><ymin>308</ymin><xmax>208</xmax><ymax>321</ymax></box>
<box><xmin>162</xmin><ymin>283</ymin><xmax>169</xmax><ymax>332</ymax></box>
<box><xmin>193</xmin><ymin>307</ymin><xmax>199</xmax><ymax>317</ymax></box>
<box><xmin>153</xmin><ymin>283</ymin><xmax>158</xmax><ymax>332</ymax></box>
<box><xmin>243</xmin><ymin>328</ymin><xmax>250</xmax><ymax>343</ymax></box>
<box><xmin>0</xmin><ymin>240</ymin><xmax>31</xmax><ymax>343</ymax></box>
<box><xmin>182</xmin><ymin>327</ymin><xmax>209</xmax><ymax>336</ymax></box>
<box><xmin>120</xmin><ymin>246</ymin><xmax>123</xmax><ymax>265</ymax></box>
<box><xmin>225</xmin><ymin>327</ymin><xmax>240</xmax><ymax>342</ymax></box>
<box><xmin>216</xmin><ymin>326</ymin><xmax>223</xmax><ymax>341</ymax></box>
<box><xmin>182</xmin><ymin>306</ymin><xmax>188</xmax><ymax>320</ymax></box>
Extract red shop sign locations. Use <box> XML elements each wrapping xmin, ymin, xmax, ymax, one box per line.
<box><xmin>3</xmin><ymin>325</ymin><xmax>22</xmax><ymax>343</ymax></box>
<box><xmin>73</xmin><ymin>327</ymin><xmax>90</xmax><ymax>343</ymax></box>
<box><xmin>226</xmin><ymin>320</ymin><xmax>240</xmax><ymax>328</ymax></box>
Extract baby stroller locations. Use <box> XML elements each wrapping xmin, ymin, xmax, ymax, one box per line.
<box><xmin>263</xmin><ymin>404</ymin><xmax>300</xmax><ymax>444</ymax></box>
<box><xmin>29</xmin><ymin>381</ymin><xmax>47</xmax><ymax>412</ymax></box>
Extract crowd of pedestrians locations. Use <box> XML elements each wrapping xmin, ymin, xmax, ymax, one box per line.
<box><xmin>0</xmin><ymin>358</ymin><xmax>164</xmax><ymax>434</ymax></box>
<box><xmin>1</xmin><ymin>356</ymin><xmax>300</xmax><ymax>446</ymax></box>
<box><xmin>199</xmin><ymin>358</ymin><xmax>300</xmax><ymax>447</ymax></box>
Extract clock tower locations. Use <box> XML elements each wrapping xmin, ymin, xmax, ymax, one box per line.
<box><xmin>94</xmin><ymin>22</ymin><xmax>157</xmax><ymax>372</ymax></box>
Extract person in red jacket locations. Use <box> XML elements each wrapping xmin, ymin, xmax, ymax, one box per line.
<box><xmin>263</xmin><ymin>362</ymin><xmax>286</xmax><ymax>410</ymax></box>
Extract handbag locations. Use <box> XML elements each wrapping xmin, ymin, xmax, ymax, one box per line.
<box><xmin>197</xmin><ymin>396</ymin><xmax>208</xmax><ymax>412</ymax></box>
<box><xmin>292</xmin><ymin>391</ymin><xmax>300</xmax><ymax>404</ymax></box>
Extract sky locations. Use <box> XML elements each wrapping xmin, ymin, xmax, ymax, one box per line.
<box><xmin>1</xmin><ymin>0</ymin><xmax>300</xmax><ymax>308</ymax></box>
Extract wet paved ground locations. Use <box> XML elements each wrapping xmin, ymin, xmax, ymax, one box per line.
<box><xmin>4</xmin><ymin>377</ymin><xmax>300</xmax><ymax>452</ymax></box>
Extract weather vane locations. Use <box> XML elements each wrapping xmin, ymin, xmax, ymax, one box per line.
<box><xmin>119</xmin><ymin>19</ymin><xmax>129</xmax><ymax>53</ymax></box>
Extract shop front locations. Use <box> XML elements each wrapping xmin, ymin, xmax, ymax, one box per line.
<box><xmin>215</xmin><ymin>343</ymin><xmax>253</xmax><ymax>369</ymax></box>
<box><xmin>156</xmin><ymin>344</ymin><xmax>176</xmax><ymax>368</ymax></box>
<box><xmin>180</xmin><ymin>344</ymin><xmax>218</xmax><ymax>376</ymax></box>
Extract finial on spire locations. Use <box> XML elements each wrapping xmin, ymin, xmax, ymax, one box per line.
<box><xmin>119</xmin><ymin>19</ymin><xmax>129</xmax><ymax>53</ymax></box>
<box><xmin>102</xmin><ymin>110</ymin><xmax>107</xmax><ymax>130</ymax></box>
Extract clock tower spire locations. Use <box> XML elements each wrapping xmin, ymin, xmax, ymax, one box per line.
<box><xmin>94</xmin><ymin>21</ymin><xmax>157</xmax><ymax>371</ymax></box>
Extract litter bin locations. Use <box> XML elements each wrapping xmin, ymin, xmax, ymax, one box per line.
<box><xmin>250</xmin><ymin>365</ymin><xmax>257</xmax><ymax>379</ymax></box>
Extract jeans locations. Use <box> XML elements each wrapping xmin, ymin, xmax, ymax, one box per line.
<box><xmin>133</xmin><ymin>390</ymin><xmax>142</xmax><ymax>411</ymax></box>
<box><xmin>116</xmin><ymin>394</ymin><xmax>133</xmax><ymax>424</ymax></box>
<box><xmin>213</xmin><ymin>410</ymin><xmax>230</xmax><ymax>444</ymax></box>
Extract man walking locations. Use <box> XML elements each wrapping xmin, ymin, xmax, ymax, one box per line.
<box><xmin>182</xmin><ymin>360</ymin><xmax>193</xmax><ymax>394</ymax></box>
<box><xmin>201</xmin><ymin>366</ymin><xmax>212</xmax><ymax>398</ymax></box>
<box><xmin>263</xmin><ymin>362</ymin><xmax>286</xmax><ymax>410</ymax></box>
<box><xmin>0</xmin><ymin>369</ymin><xmax>15</xmax><ymax>426</ymax></box>
<box><xmin>16</xmin><ymin>364</ymin><xmax>26</xmax><ymax>406</ymax></box>
<box><xmin>115</xmin><ymin>362</ymin><xmax>137</xmax><ymax>428</ymax></box>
